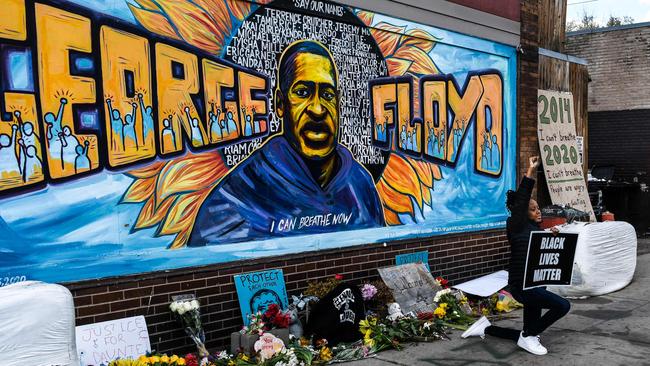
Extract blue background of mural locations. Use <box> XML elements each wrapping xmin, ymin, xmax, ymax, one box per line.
<box><xmin>0</xmin><ymin>1</ymin><xmax>517</xmax><ymax>284</ymax></box>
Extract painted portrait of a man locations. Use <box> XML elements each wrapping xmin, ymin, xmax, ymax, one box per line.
<box><xmin>188</xmin><ymin>40</ymin><xmax>386</xmax><ymax>246</ymax></box>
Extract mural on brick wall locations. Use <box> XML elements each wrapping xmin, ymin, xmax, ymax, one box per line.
<box><xmin>0</xmin><ymin>0</ymin><xmax>517</xmax><ymax>283</ymax></box>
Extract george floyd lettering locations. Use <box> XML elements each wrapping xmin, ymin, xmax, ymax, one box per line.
<box><xmin>523</xmin><ymin>232</ymin><xmax>578</xmax><ymax>289</ymax></box>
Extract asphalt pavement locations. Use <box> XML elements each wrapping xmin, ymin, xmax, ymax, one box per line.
<box><xmin>348</xmin><ymin>238</ymin><xmax>650</xmax><ymax>366</ymax></box>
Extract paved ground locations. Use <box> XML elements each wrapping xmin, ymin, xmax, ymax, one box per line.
<box><xmin>348</xmin><ymin>238</ymin><xmax>650</xmax><ymax>366</ymax></box>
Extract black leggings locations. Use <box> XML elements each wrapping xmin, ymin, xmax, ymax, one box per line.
<box><xmin>485</xmin><ymin>287</ymin><xmax>571</xmax><ymax>341</ymax></box>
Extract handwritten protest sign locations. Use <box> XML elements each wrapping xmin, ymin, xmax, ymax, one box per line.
<box><xmin>395</xmin><ymin>251</ymin><xmax>430</xmax><ymax>271</ymax></box>
<box><xmin>378</xmin><ymin>263</ymin><xmax>442</xmax><ymax>314</ymax></box>
<box><xmin>523</xmin><ymin>232</ymin><xmax>578</xmax><ymax>290</ymax></box>
<box><xmin>76</xmin><ymin>316</ymin><xmax>150</xmax><ymax>366</ymax></box>
<box><xmin>234</xmin><ymin>269</ymin><xmax>288</xmax><ymax>325</ymax></box>
<box><xmin>537</xmin><ymin>90</ymin><xmax>595</xmax><ymax>221</ymax></box>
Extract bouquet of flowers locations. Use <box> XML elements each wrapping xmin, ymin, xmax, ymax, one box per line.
<box><xmin>432</xmin><ymin>289</ymin><xmax>475</xmax><ymax>329</ymax></box>
<box><xmin>240</xmin><ymin>304</ymin><xmax>291</xmax><ymax>335</ymax></box>
<box><xmin>170</xmin><ymin>296</ymin><xmax>209</xmax><ymax>357</ymax></box>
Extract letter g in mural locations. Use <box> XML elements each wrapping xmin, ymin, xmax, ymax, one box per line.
<box><xmin>0</xmin><ymin>0</ymin><xmax>517</xmax><ymax>283</ymax></box>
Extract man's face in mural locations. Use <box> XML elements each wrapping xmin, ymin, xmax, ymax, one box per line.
<box><xmin>276</xmin><ymin>51</ymin><xmax>339</xmax><ymax>161</ymax></box>
<box><xmin>251</xmin><ymin>290</ymin><xmax>281</xmax><ymax>314</ymax></box>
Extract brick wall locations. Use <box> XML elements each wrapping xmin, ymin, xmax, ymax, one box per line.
<box><xmin>65</xmin><ymin>230</ymin><xmax>508</xmax><ymax>355</ymax></box>
<box><xmin>566</xmin><ymin>25</ymin><xmax>650</xmax><ymax>112</ymax></box>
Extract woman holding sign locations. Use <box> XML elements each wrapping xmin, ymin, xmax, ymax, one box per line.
<box><xmin>462</xmin><ymin>156</ymin><xmax>571</xmax><ymax>355</ymax></box>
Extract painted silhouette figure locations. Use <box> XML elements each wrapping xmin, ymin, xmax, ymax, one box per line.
<box><xmin>184</xmin><ymin>107</ymin><xmax>204</xmax><ymax>146</ymax></box>
<box><xmin>74</xmin><ymin>140</ymin><xmax>90</xmax><ymax>173</ymax></box>
<box><xmin>411</xmin><ymin>130</ymin><xmax>417</xmax><ymax>151</ymax></box>
<box><xmin>60</xmin><ymin>126</ymin><xmax>80</xmax><ymax>168</ymax></box>
<box><xmin>45</xmin><ymin>97</ymin><xmax>67</xmax><ymax>168</ymax></box>
<box><xmin>0</xmin><ymin>124</ymin><xmax>19</xmax><ymax>176</ymax></box>
<box><xmin>225</xmin><ymin>110</ymin><xmax>237</xmax><ymax>137</ymax></box>
<box><xmin>209</xmin><ymin>104</ymin><xmax>223</xmax><ymax>142</ymax></box>
<box><xmin>243</xmin><ymin>107</ymin><xmax>253</xmax><ymax>137</ymax></box>
<box><xmin>400</xmin><ymin>125</ymin><xmax>407</xmax><ymax>149</ymax></box>
<box><xmin>161</xmin><ymin>117</ymin><xmax>176</xmax><ymax>152</ymax></box>
<box><xmin>490</xmin><ymin>134</ymin><xmax>500</xmax><ymax>171</ymax></box>
<box><xmin>137</xmin><ymin>93</ymin><xmax>154</xmax><ymax>141</ymax></box>
<box><xmin>480</xmin><ymin>143</ymin><xmax>489</xmax><ymax>170</ymax></box>
<box><xmin>124</xmin><ymin>102</ymin><xmax>139</xmax><ymax>150</ymax></box>
<box><xmin>13</xmin><ymin>111</ymin><xmax>40</xmax><ymax>181</ymax></box>
<box><xmin>17</xmin><ymin>139</ymin><xmax>42</xmax><ymax>180</ymax></box>
<box><xmin>105</xmin><ymin>98</ymin><xmax>125</xmax><ymax>151</ymax></box>
<box><xmin>252</xmin><ymin>108</ymin><xmax>260</xmax><ymax>134</ymax></box>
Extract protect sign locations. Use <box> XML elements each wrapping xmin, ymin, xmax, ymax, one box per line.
<box><xmin>523</xmin><ymin>232</ymin><xmax>578</xmax><ymax>290</ymax></box>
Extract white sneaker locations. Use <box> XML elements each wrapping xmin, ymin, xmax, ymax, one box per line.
<box><xmin>461</xmin><ymin>316</ymin><xmax>491</xmax><ymax>338</ymax></box>
<box><xmin>517</xmin><ymin>331</ymin><xmax>548</xmax><ymax>355</ymax></box>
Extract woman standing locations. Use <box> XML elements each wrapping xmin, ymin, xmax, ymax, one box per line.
<box><xmin>462</xmin><ymin>156</ymin><xmax>571</xmax><ymax>355</ymax></box>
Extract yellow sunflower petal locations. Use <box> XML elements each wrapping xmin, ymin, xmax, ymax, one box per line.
<box><xmin>121</xmin><ymin>176</ymin><xmax>156</xmax><ymax>203</ymax></box>
<box><xmin>376</xmin><ymin>178</ymin><xmax>415</xmax><ymax>217</ymax></box>
<box><xmin>393</xmin><ymin>47</ymin><xmax>439</xmax><ymax>76</ymax></box>
<box><xmin>132</xmin><ymin>0</ymin><xmax>161</xmax><ymax>11</ymax></box>
<box><xmin>124</xmin><ymin>161</ymin><xmax>166</xmax><ymax>179</ymax></box>
<box><xmin>156</xmin><ymin>152</ymin><xmax>227</xmax><ymax>201</ymax></box>
<box><xmin>381</xmin><ymin>154</ymin><xmax>423</xmax><ymax>209</ymax></box>
<box><xmin>371</xmin><ymin>23</ymin><xmax>406</xmax><ymax>56</ymax></box>
<box><xmin>128</xmin><ymin>4</ymin><xmax>181</xmax><ymax>41</ymax></box>
<box><xmin>356</xmin><ymin>10</ymin><xmax>374</xmax><ymax>26</ymax></box>
<box><xmin>159</xmin><ymin>189</ymin><xmax>212</xmax><ymax>237</ymax></box>
<box><xmin>402</xmin><ymin>28</ymin><xmax>440</xmax><ymax>53</ymax></box>
<box><xmin>225</xmin><ymin>0</ymin><xmax>252</xmax><ymax>21</ymax></box>
<box><xmin>407</xmin><ymin>157</ymin><xmax>433</xmax><ymax>188</ymax></box>
<box><xmin>386</xmin><ymin>57</ymin><xmax>412</xmax><ymax>76</ymax></box>
<box><xmin>383</xmin><ymin>207</ymin><xmax>402</xmax><ymax>225</ymax></box>
<box><xmin>133</xmin><ymin>195</ymin><xmax>176</xmax><ymax>230</ymax></box>
<box><xmin>155</xmin><ymin>0</ymin><xmax>225</xmax><ymax>53</ymax></box>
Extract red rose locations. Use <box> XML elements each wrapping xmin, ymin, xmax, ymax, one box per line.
<box><xmin>185</xmin><ymin>353</ymin><xmax>199</xmax><ymax>366</ymax></box>
<box><xmin>335</xmin><ymin>274</ymin><xmax>344</xmax><ymax>280</ymax></box>
<box><xmin>436</xmin><ymin>276</ymin><xmax>449</xmax><ymax>288</ymax></box>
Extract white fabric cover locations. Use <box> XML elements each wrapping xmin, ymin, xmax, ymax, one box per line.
<box><xmin>0</xmin><ymin>281</ymin><xmax>79</xmax><ymax>366</ymax></box>
<box><xmin>551</xmin><ymin>221</ymin><xmax>637</xmax><ymax>297</ymax></box>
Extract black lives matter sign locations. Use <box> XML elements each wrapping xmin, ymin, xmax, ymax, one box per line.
<box><xmin>523</xmin><ymin>232</ymin><xmax>578</xmax><ymax>289</ymax></box>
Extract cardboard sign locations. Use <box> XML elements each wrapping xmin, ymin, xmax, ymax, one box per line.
<box><xmin>537</xmin><ymin>90</ymin><xmax>595</xmax><ymax>221</ymax></box>
<box><xmin>378</xmin><ymin>263</ymin><xmax>442</xmax><ymax>314</ymax></box>
<box><xmin>234</xmin><ymin>269</ymin><xmax>288</xmax><ymax>325</ymax></box>
<box><xmin>76</xmin><ymin>316</ymin><xmax>150</xmax><ymax>366</ymax></box>
<box><xmin>395</xmin><ymin>251</ymin><xmax>430</xmax><ymax>271</ymax></box>
<box><xmin>523</xmin><ymin>232</ymin><xmax>578</xmax><ymax>290</ymax></box>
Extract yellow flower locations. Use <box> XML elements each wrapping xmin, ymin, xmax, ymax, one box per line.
<box><xmin>359</xmin><ymin>317</ymin><xmax>377</xmax><ymax>335</ymax></box>
<box><xmin>496</xmin><ymin>301</ymin><xmax>506</xmax><ymax>312</ymax></box>
<box><xmin>439</xmin><ymin>302</ymin><xmax>449</xmax><ymax>310</ymax></box>
<box><xmin>170</xmin><ymin>355</ymin><xmax>179</xmax><ymax>363</ymax></box>
<box><xmin>363</xmin><ymin>336</ymin><xmax>375</xmax><ymax>348</ymax></box>
<box><xmin>176</xmin><ymin>358</ymin><xmax>186</xmax><ymax>366</ymax></box>
<box><xmin>228</xmin><ymin>361</ymin><xmax>236</xmax><ymax>366</ymax></box>
<box><xmin>149</xmin><ymin>356</ymin><xmax>160</xmax><ymax>364</ymax></box>
<box><xmin>320</xmin><ymin>346</ymin><xmax>333</xmax><ymax>361</ymax></box>
<box><xmin>161</xmin><ymin>355</ymin><xmax>170</xmax><ymax>363</ymax></box>
<box><xmin>433</xmin><ymin>306</ymin><xmax>446</xmax><ymax>318</ymax></box>
<box><xmin>241</xmin><ymin>354</ymin><xmax>250</xmax><ymax>362</ymax></box>
<box><xmin>460</xmin><ymin>296</ymin><xmax>468</xmax><ymax>305</ymax></box>
<box><xmin>481</xmin><ymin>307</ymin><xmax>490</xmax><ymax>316</ymax></box>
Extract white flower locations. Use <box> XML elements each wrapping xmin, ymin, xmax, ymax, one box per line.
<box><xmin>433</xmin><ymin>289</ymin><xmax>451</xmax><ymax>303</ymax></box>
<box><xmin>170</xmin><ymin>302</ymin><xmax>178</xmax><ymax>312</ymax></box>
<box><xmin>177</xmin><ymin>306</ymin><xmax>186</xmax><ymax>315</ymax></box>
<box><xmin>183</xmin><ymin>301</ymin><xmax>193</xmax><ymax>313</ymax></box>
<box><xmin>423</xmin><ymin>322</ymin><xmax>431</xmax><ymax>330</ymax></box>
<box><xmin>217</xmin><ymin>350</ymin><xmax>229</xmax><ymax>360</ymax></box>
<box><xmin>191</xmin><ymin>300</ymin><xmax>200</xmax><ymax>310</ymax></box>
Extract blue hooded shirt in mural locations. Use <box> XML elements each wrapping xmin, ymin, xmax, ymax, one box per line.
<box><xmin>188</xmin><ymin>135</ymin><xmax>386</xmax><ymax>246</ymax></box>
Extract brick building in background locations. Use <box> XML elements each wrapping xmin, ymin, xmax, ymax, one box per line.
<box><xmin>0</xmin><ymin>0</ymin><xmax>547</xmax><ymax>355</ymax></box>
<box><xmin>566</xmin><ymin>25</ymin><xmax>650</xmax><ymax>233</ymax></box>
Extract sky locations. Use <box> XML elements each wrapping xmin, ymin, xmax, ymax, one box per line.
<box><xmin>567</xmin><ymin>0</ymin><xmax>650</xmax><ymax>25</ymax></box>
